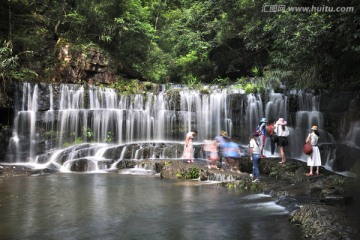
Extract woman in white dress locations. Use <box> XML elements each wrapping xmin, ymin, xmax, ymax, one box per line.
<box><xmin>182</xmin><ymin>129</ymin><xmax>198</xmax><ymax>163</ymax></box>
<box><xmin>305</xmin><ymin>125</ymin><xmax>321</xmax><ymax>176</ymax></box>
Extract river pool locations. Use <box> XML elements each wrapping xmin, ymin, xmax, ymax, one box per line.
<box><xmin>0</xmin><ymin>173</ymin><xmax>303</xmax><ymax>239</ymax></box>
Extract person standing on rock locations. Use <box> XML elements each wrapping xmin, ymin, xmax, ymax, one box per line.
<box><xmin>214</xmin><ymin>130</ymin><xmax>228</xmax><ymax>170</ymax></box>
<box><xmin>222</xmin><ymin>137</ymin><xmax>242</xmax><ymax>172</ymax></box>
<box><xmin>203</xmin><ymin>140</ymin><xmax>219</xmax><ymax>169</ymax></box>
<box><xmin>249</xmin><ymin>134</ymin><xmax>261</xmax><ymax>182</ymax></box>
<box><xmin>274</xmin><ymin>118</ymin><xmax>290</xmax><ymax>164</ymax></box>
<box><xmin>182</xmin><ymin>129</ymin><xmax>198</xmax><ymax>163</ymax></box>
<box><xmin>266</xmin><ymin>119</ymin><xmax>276</xmax><ymax>155</ymax></box>
<box><xmin>305</xmin><ymin>125</ymin><xmax>321</xmax><ymax>176</ymax></box>
<box><xmin>256</xmin><ymin>117</ymin><xmax>267</xmax><ymax>158</ymax></box>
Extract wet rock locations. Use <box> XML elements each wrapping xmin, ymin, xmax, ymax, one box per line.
<box><xmin>290</xmin><ymin>205</ymin><xmax>356</xmax><ymax>240</ymax></box>
<box><xmin>69</xmin><ymin>159</ymin><xmax>95</xmax><ymax>172</ymax></box>
<box><xmin>115</xmin><ymin>159</ymin><xmax>137</xmax><ymax>169</ymax></box>
<box><xmin>320</xmin><ymin>195</ymin><xmax>353</xmax><ymax>206</ymax></box>
<box><xmin>310</xmin><ymin>186</ymin><xmax>323</xmax><ymax>197</ymax></box>
<box><xmin>0</xmin><ymin>164</ymin><xmax>54</xmax><ymax>177</ymax></box>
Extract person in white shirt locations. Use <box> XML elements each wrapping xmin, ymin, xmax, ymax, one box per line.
<box><xmin>249</xmin><ymin>134</ymin><xmax>261</xmax><ymax>182</ymax></box>
<box><xmin>274</xmin><ymin>118</ymin><xmax>290</xmax><ymax>164</ymax></box>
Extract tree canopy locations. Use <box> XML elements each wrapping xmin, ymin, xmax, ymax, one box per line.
<box><xmin>1</xmin><ymin>0</ymin><xmax>359</xmax><ymax>89</ymax></box>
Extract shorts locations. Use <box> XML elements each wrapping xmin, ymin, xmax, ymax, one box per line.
<box><xmin>278</xmin><ymin>136</ymin><xmax>288</xmax><ymax>147</ymax></box>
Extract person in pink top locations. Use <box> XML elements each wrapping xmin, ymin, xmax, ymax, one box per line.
<box><xmin>203</xmin><ymin>140</ymin><xmax>219</xmax><ymax>169</ymax></box>
<box><xmin>182</xmin><ymin>129</ymin><xmax>198</xmax><ymax>163</ymax></box>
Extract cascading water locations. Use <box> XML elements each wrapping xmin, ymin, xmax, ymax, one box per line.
<box><xmin>8</xmin><ymin>83</ymin><xmax>38</xmax><ymax>162</ymax></box>
<box><xmin>292</xmin><ymin>92</ymin><xmax>325</xmax><ymax>160</ymax></box>
<box><xmin>346</xmin><ymin>121</ymin><xmax>360</xmax><ymax>147</ymax></box>
<box><xmin>6</xmin><ymin>83</ymin><xmax>241</xmax><ymax>172</ymax></box>
<box><xmin>5</xmin><ymin>83</ymin><xmax>358</xmax><ymax>174</ymax></box>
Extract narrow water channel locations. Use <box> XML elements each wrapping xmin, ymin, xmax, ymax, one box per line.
<box><xmin>0</xmin><ymin>173</ymin><xmax>303</xmax><ymax>239</ymax></box>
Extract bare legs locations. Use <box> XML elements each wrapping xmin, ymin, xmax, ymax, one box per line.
<box><xmin>260</xmin><ymin>135</ymin><xmax>266</xmax><ymax>158</ymax></box>
<box><xmin>226</xmin><ymin>158</ymin><xmax>241</xmax><ymax>173</ymax></box>
<box><xmin>278</xmin><ymin>146</ymin><xmax>286</xmax><ymax>163</ymax></box>
<box><xmin>306</xmin><ymin>166</ymin><xmax>319</xmax><ymax>176</ymax></box>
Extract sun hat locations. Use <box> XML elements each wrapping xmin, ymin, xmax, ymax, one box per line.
<box><xmin>260</xmin><ymin>117</ymin><xmax>267</xmax><ymax>123</ymax></box>
<box><xmin>220</xmin><ymin>130</ymin><xmax>228</xmax><ymax>137</ymax></box>
<box><xmin>311</xmin><ymin>125</ymin><xmax>318</xmax><ymax>131</ymax></box>
<box><xmin>277</xmin><ymin>118</ymin><xmax>287</xmax><ymax>125</ymax></box>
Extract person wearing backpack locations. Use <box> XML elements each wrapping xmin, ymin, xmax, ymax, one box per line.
<box><xmin>266</xmin><ymin>119</ymin><xmax>276</xmax><ymax>155</ymax></box>
<box><xmin>254</xmin><ymin>118</ymin><xmax>267</xmax><ymax>158</ymax></box>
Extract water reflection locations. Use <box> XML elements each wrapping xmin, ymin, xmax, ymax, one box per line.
<box><xmin>0</xmin><ymin>174</ymin><xmax>303</xmax><ymax>239</ymax></box>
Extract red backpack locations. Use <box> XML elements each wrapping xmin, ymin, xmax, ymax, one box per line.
<box><xmin>266</xmin><ymin>123</ymin><xmax>274</xmax><ymax>136</ymax></box>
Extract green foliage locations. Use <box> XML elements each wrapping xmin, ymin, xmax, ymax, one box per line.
<box><xmin>212</xmin><ymin>77</ymin><xmax>231</xmax><ymax>86</ymax></box>
<box><xmin>269</xmin><ymin>167</ymin><xmax>280</xmax><ymax>180</ymax></box>
<box><xmin>83</xmin><ymin>128</ymin><xmax>94</xmax><ymax>139</ymax></box>
<box><xmin>184</xmin><ymin>167</ymin><xmax>199</xmax><ymax>179</ymax></box>
<box><xmin>8</xmin><ymin>68</ymin><xmax>38</xmax><ymax>81</ymax></box>
<box><xmin>234</xmin><ymin>78</ymin><xmax>265</xmax><ymax>94</ymax></box>
<box><xmin>226</xmin><ymin>181</ymin><xmax>238</xmax><ymax>189</ymax></box>
<box><xmin>1</xmin><ymin>0</ymin><xmax>359</xmax><ymax>89</ymax></box>
<box><xmin>109</xmin><ymin>80</ymin><xmax>141</xmax><ymax>95</ymax></box>
<box><xmin>176</xmin><ymin>171</ymin><xmax>183</xmax><ymax>178</ymax></box>
<box><xmin>0</xmin><ymin>41</ymin><xmax>36</xmax><ymax>82</ymax></box>
<box><xmin>106</xmin><ymin>132</ymin><xmax>114</xmax><ymax>143</ymax></box>
<box><xmin>0</xmin><ymin>43</ymin><xmax>18</xmax><ymax>72</ymax></box>
<box><xmin>63</xmin><ymin>137</ymin><xmax>83</xmax><ymax>148</ymax></box>
<box><xmin>137</xmin><ymin>42</ymin><xmax>171</xmax><ymax>82</ymax></box>
<box><xmin>244</xmin><ymin>83</ymin><xmax>258</xmax><ymax>94</ymax></box>
<box><xmin>250</xmin><ymin>182</ymin><xmax>261</xmax><ymax>192</ymax></box>
<box><xmin>184</xmin><ymin>74</ymin><xmax>201</xmax><ymax>89</ymax></box>
<box><xmin>251</xmin><ymin>67</ymin><xmax>260</xmax><ymax>77</ymax></box>
<box><xmin>43</xmin><ymin>130</ymin><xmax>57</xmax><ymax>136</ymax></box>
<box><xmin>225</xmin><ymin>179</ymin><xmax>250</xmax><ymax>190</ymax></box>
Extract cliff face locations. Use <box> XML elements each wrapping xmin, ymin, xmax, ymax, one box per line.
<box><xmin>52</xmin><ymin>40</ymin><xmax>144</xmax><ymax>85</ymax></box>
<box><xmin>0</xmin><ymin>83</ymin><xmax>15</xmax><ymax>161</ymax></box>
<box><xmin>319</xmin><ymin>91</ymin><xmax>360</xmax><ymax>141</ymax></box>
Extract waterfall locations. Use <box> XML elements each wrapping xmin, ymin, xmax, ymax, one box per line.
<box><xmin>345</xmin><ymin>121</ymin><xmax>360</xmax><ymax>147</ymax></box>
<box><xmin>5</xmin><ymin>83</ymin><xmax>358</xmax><ymax>174</ymax></box>
<box><xmin>293</xmin><ymin>92</ymin><xmax>324</xmax><ymax>160</ymax></box>
<box><xmin>7</xmin><ymin>83</ymin><xmax>39</xmax><ymax>162</ymax></box>
<box><xmin>6</xmin><ymin>83</ymin><xmax>237</xmax><ymax>171</ymax></box>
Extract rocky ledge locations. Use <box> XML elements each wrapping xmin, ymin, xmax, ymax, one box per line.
<box><xmin>1</xmin><ymin>157</ymin><xmax>359</xmax><ymax>239</ymax></box>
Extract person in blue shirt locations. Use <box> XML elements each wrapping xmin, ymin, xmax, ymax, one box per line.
<box><xmin>222</xmin><ymin>138</ymin><xmax>242</xmax><ymax>173</ymax></box>
<box><xmin>214</xmin><ymin>130</ymin><xmax>228</xmax><ymax>170</ymax></box>
<box><xmin>256</xmin><ymin>117</ymin><xmax>267</xmax><ymax>158</ymax></box>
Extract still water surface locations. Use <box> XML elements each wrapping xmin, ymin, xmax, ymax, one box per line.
<box><xmin>0</xmin><ymin>173</ymin><xmax>303</xmax><ymax>240</ymax></box>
